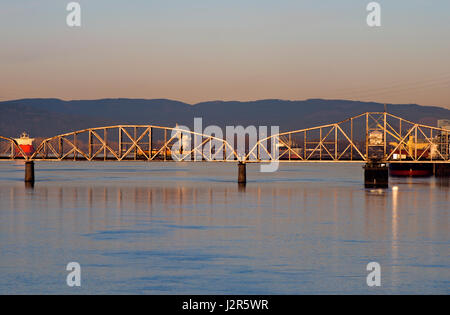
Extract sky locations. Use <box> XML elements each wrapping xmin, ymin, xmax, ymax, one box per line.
<box><xmin>0</xmin><ymin>0</ymin><xmax>449</xmax><ymax>108</ymax></box>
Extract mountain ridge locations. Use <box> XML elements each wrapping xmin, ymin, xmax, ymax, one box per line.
<box><xmin>1</xmin><ymin>98</ymin><xmax>449</xmax><ymax>138</ymax></box>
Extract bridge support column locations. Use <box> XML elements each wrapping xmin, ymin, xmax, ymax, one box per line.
<box><xmin>435</xmin><ymin>163</ymin><xmax>450</xmax><ymax>177</ymax></box>
<box><xmin>238</xmin><ymin>162</ymin><xmax>246</xmax><ymax>184</ymax></box>
<box><xmin>364</xmin><ymin>161</ymin><xmax>388</xmax><ymax>188</ymax></box>
<box><xmin>25</xmin><ymin>161</ymin><xmax>35</xmax><ymax>183</ymax></box>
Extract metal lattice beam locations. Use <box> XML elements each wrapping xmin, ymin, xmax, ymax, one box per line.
<box><xmin>1</xmin><ymin>112</ymin><xmax>449</xmax><ymax>164</ymax></box>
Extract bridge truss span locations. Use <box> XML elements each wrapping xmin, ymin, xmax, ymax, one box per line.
<box><xmin>28</xmin><ymin>125</ymin><xmax>239</xmax><ymax>162</ymax></box>
<box><xmin>246</xmin><ymin>112</ymin><xmax>450</xmax><ymax>163</ymax></box>
<box><xmin>0</xmin><ymin>136</ymin><xmax>28</xmax><ymax>160</ymax></box>
<box><xmin>0</xmin><ymin>112</ymin><xmax>449</xmax><ymax>164</ymax></box>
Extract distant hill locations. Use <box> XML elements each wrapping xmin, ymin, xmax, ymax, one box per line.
<box><xmin>0</xmin><ymin>98</ymin><xmax>449</xmax><ymax>138</ymax></box>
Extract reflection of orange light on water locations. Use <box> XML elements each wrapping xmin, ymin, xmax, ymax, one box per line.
<box><xmin>391</xmin><ymin>185</ymin><xmax>399</xmax><ymax>286</ymax></box>
<box><xmin>392</xmin><ymin>186</ymin><xmax>398</xmax><ymax>237</ymax></box>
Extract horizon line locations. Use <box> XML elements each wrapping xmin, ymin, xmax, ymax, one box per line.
<box><xmin>1</xmin><ymin>97</ymin><xmax>448</xmax><ymax>110</ymax></box>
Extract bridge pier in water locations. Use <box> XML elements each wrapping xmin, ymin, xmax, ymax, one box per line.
<box><xmin>434</xmin><ymin>163</ymin><xmax>450</xmax><ymax>177</ymax></box>
<box><xmin>364</xmin><ymin>160</ymin><xmax>388</xmax><ymax>188</ymax></box>
<box><xmin>25</xmin><ymin>161</ymin><xmax>35</xmax><ymax>184</ymax></box>
<box><xmin>238</xmin><ymin>162</ymin><xmax>246</xmax><ymax>184</ymax></box>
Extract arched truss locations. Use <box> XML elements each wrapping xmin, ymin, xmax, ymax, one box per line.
<box><xmin>1</xmin><ymin>112</ymin><xmax>449</xmax><ymax>163</ymax></box>
<box><xmin>29</xmin><ymin>125</ymin><xmax>239</xmax><ymax>162</ymax></box>
<box><xmin>0</xmin><ymin>136</ymin><xmax>27</xmax><ymax>160</ymax></box>
<box><xmin>245</xmin><ymin>112</ymin><xmax>450</xmax><ymax>163</ymax></box>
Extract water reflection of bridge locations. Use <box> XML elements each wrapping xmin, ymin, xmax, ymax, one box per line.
<box><xmin>0</xmin><ymin>112</ymin><xmax>449</xmax><ymax>186</ymax></box>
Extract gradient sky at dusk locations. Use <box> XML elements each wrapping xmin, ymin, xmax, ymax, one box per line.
<box><xmin>1</xmin><ymin>0</ymin><xmax>449</xmax><ymax>107</ymax></box>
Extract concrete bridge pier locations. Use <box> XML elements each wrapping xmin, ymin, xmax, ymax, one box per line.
<box><xmin>434</xmin><ymin>163</ymin><xmax>450</xmax><ymax>177</ymax></box>
<box><xmin>25</xmin><ymin>161</ymin><xmax>35</xmax><ymax>184</ymax></box>
<box><xmin>238</xmin><ymin>161</ymin><xmax>246</xmax><ymax>184</ymax></box>
<box><xmin>364</xmin><ymin>160</ymin><xmax>388</xmax><ymax>188</ymax></box>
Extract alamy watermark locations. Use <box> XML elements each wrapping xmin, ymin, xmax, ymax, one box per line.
<box><xmin>169</xmin><ymin>118</ymin><xmax>280</xmax><ymax>172</ymax></box>
<box><xmin>66</xmin><ymin>2</ymin><xmax>81</xmax><ymax>27</ymax></box>
<box><xmin>64</xmin><ymin>260</ymin><xmax>382</xmax><ymax>288</ymax></box>
<box><xmin>66</xmin><ymin>2</ymin><xmax>382</xmax><ymax>28</ymax></box>
<box><xmin>66</xmin><ymin>262</ymin><xmax>81</xmax><ymax>287</ymax></box>
<box><xmin>366</xmin><ymin>262</ymin><xmax>381</xmax><ymax>287</ymax></box>
<box><xmin>367</xmin><ymin>2</ymin><xmax>381</xmax><ymax>27</ymax></box>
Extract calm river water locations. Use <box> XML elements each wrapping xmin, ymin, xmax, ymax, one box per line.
<box><xmin>0</xmin><ymin>162</ymin><xmax>448</xmax><ymax>294</ymax></box>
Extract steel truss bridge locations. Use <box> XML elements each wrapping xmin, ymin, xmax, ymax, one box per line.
<box><xmin>1</xmin><ymin>112</ymin><xmax>449</xmax><ymax>164</ymax></box>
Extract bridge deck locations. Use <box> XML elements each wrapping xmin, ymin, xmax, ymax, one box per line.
<box><xmin>0</xmin><ymin>112</ymin><xmax>448</xmax><ymax>164</ymax></box>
